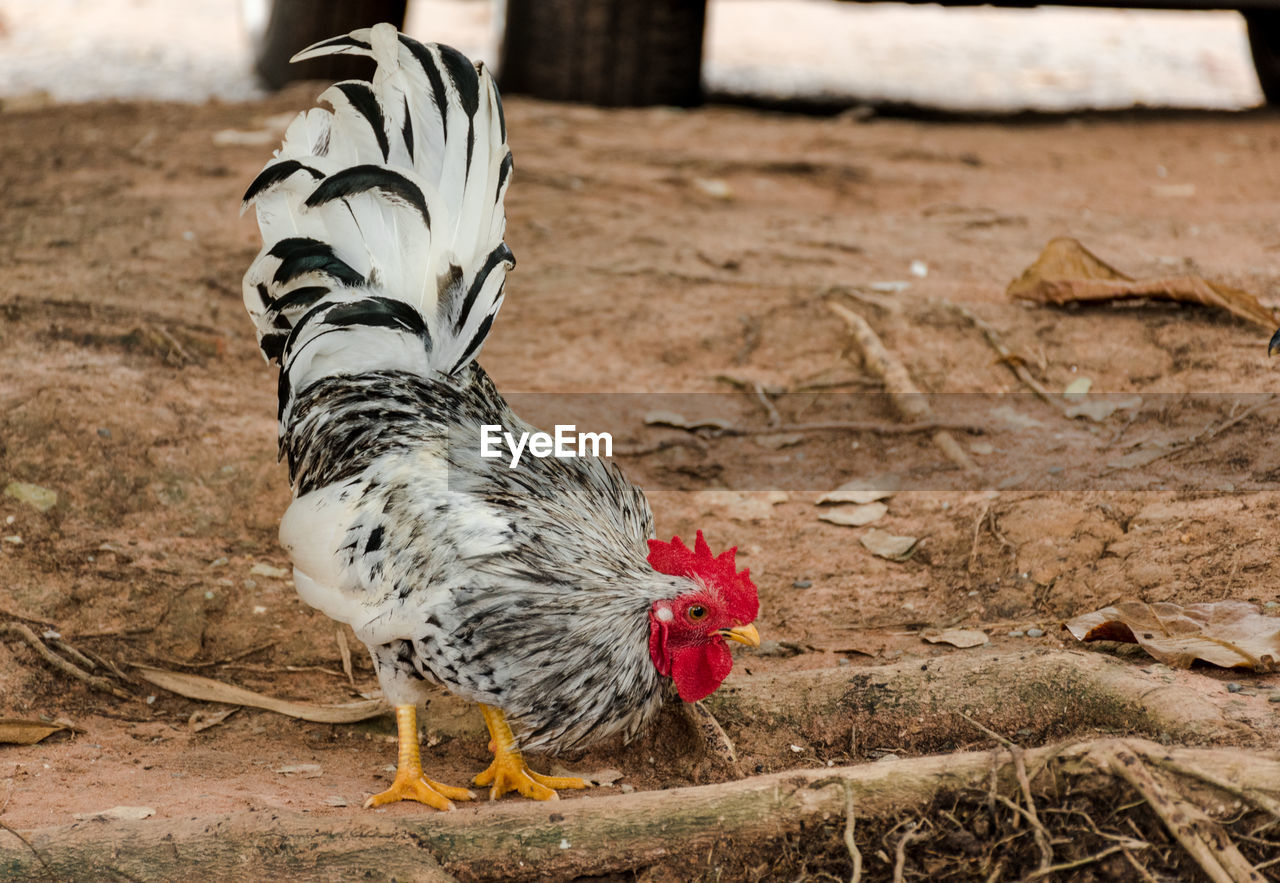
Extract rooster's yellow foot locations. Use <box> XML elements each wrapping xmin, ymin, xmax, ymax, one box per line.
<box><xmin>475</xmin><ymin>703</ymin><xmax>588</xmax><ymax>801</ymax></box>
<box><xmin>364</xmin><ymin>771</ymin><xmax>475</xmax><ymax>811</ymax></box>
<box><xmin>473</xmin><ymin>753</ymin><xmax>587</xmax><ymax>801</ymax></box>
<box><xmin>366</xmin><ymin>704</ymin><xmax>475</xmax><ymax>811</ymax></box>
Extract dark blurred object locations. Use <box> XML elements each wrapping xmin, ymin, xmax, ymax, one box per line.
<box><xmin>499</xmin><ymin>0</ymin><xmax>706</xmax><ymax>106</ymax></box>
<box><xmin>1245</xmin><ymin>11</ymin><xmax>1280</xmax><ymax>102</ymax></box>
<box><xmin>243</xmin><ymin>0</ymin><xmax>409</xmax><ymax>89</ymax></box>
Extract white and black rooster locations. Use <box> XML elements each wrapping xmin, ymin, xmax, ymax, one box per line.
<box><xmin>241</xmin><ymin>23</ymin><xmax>761</xmax><ymax>810</ymax></box>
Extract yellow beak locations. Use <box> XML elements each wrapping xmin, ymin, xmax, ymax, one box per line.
<box><xmin>720</xmin><ymin>623</ymin><xmax>761</xmax><ymax>647</ymax></box>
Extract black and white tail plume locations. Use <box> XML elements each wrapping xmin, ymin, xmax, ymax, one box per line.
<box><xmin>241</xmin><ymin>23</ymin><xmax>513</xmax><ymax>440</ymax></box>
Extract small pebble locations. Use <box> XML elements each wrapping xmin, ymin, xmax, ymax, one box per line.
<box><xmin>619</xmin><ymin>783</ymin><xmax>635</xmax><ymax>793</ymax></box>
<box><xmin>1007</xmin><ymin>630</ymin><xmax>1025</xmax><ymax>638</ymax></box>
<box><xmin>1227</xmin><ymin>682</ymin><xmax>1242</xmax><ymax>693</ymax></box>
<box><xmin>1269</xmin><ymin>694</ymin><xmax>1280</xmax><ymax>704</ymax></box>
<box><xmin>836</xmin><ymin>657</ymin><xmax>850</xmax><ymax>666</ymax></box>
<box><xmin>1026</xmin><ymin>628</ymin><xmax>1045</xmax><ymax>638</ymax></box>
<box><xmin>97</xmin><ymin>428</ymin><xmax>111</xmax><ymax>438</ymax></box>
<box><xmin>792</xmin><ymin>579</ymin><xmax>812</xmax><ymax>589</ymax></box>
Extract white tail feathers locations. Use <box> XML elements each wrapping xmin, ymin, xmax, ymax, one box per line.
<box><xmin>241</xmin><ymin>24</ymin><xmax>514</xmax><ymax>427</ymax></box>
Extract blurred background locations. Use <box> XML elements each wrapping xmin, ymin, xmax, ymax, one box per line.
<box><xmin>0</xmin><ymin>0</ymin><xmax>1265</xmax><ymax>111</ymax></box>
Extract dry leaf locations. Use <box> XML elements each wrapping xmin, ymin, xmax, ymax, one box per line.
<box><xmin>134</xmin><ymin>666</ymin><xmax>387</xmax><ymax>723</ymax></box>
<box><xmin>4</xmin><ymin>481</ymin><xmax>57</xmax><ymax>512</ymax></box>
<box><xmin>74</xmin><ymin>806</ymin><xmax>155</xmax><ymax>821</ymax></box>
<box><xmin>860</xmin><ymin>529</ymin><xmax>918</xmax><ymax>561</ymax></box>
<box><xmin>1063</xmin><ymin>377</ymin><xmax>1093</xmax><ymax>396</ymax></box>
<box><xmin>1063</xmin><ymin>394</ymin><xmax>1142</xmax><ymax>423</ymax></box>
<box><xmin>818</xmin><ymin>502</ymin><xmax>888</xmax><ymax>527</ymax></box>
<box><xmin>587</xmin><ymin>768</ymin><xmax>625</xmax><ymax>786</ymax></box>
<box><xmin>1064</xmin><ymin>599</ymin><xmax>1280</xmax><ymax>671</ymax></box>
<box><xmin>818</xmin><ymin>476</ymin><xmax>899</xmax><ymax>505</ymax></box>
<box><xmin>1107</xmin><ymin>443</ymin><xmax>1173</xmax><ymax>470</ymax></box>
<box><xmin>1008</xmin><ymin>237</ymin><xmax>1278</xmax><ymax>331</ymax></box>
<box><xmin>187</xmin><ymin>707</ymin><xmax>237</xmax><ymax>733</ymax></box>
<box><xmin>0</xmin><ymin>718</ymin><xmax>67</xmax><ymax>745</ymax></box>
<box><xmin>335</xmin><ymin>625</ymin><xmax>355</xmax><ymax>687</ymax></box>
<box><xmin>922</xmin><ymin>628</ymin><xmax>989</xmax><ymax>649</ymax></box>
<box><xmin>695</xmin><ymin>489</ymin><xmax>788</xmax><ymax>521</ymax></box>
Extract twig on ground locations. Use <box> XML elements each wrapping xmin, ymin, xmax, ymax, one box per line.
<box><xmin>143</xmin><ymin>641</ymin><xmax>277</xmax><ymax>670</ymax></box>
<box><xmin>147</xmin><ymin>323</ymin><xmax>195</xmax><ymax>365</ymax></box>
<box><xmin>76</xmin><ymin>647</ymin><xmax>136</xmax><ymax>685</ymax></box>
<box><xmin>967</xmin><ymin>500</ymin><xmax>992</xmax><ymax>573</ymax></box>
<box><xmin>942</xmin><ymin>300</ymin><xmax>1064</xmax><ymax>411</ymax></box>
<box><xmin>1122</xmin><ymin>847</ymin><xmax>1161</xmax><ymax>883</ymax></box>
<box><xmin>1161</xmin><ymin>395</ymin><xmax>1276</xmax><ymax>464</ymax></box>
<box><xmin>0</xmin><ymin>820</ymin><xmax>53</xmax><ymax>880</ymax></box>
<box><xmin>891</xmin><ymin>821</ymin><xmax>925</xmax><ymax>883</ymax></box>
<box><xmin>216</xmin><ymin>663</ymin><xmax>349</xmax><ymax>679</ymax></box>
<box><xmin>712</xmin><ymin>374</ymin><xmax>783</xmax><ymax>426</ymax></box>
<box><xmin>1022</xmin><ymin>844</ymin><xmax>1134</xmax><ymax>880</ymax></box>
<box><xmin>66</xmin><ymin>625</ymin><xmax>156</xmax><ymax>639</ymax></box>
<box><xmin>960</xmin><ymin>713</ymin><xmax>1052</xmax><ymax>871</ymax></box>
<box><xmin>0</xmin><ymin>608</ymin><xmax>58</xmax><ymax>628</ymax></box>
<box><xmin>1105</xmin><ymin>743</ymin><xmax>1263</xmax><ymax>883</ymax></box>
<box><xmin>827</xmin><ymin>300</ymin><xmax>979</xmax><ymax>473</ymax></box>
<box><xmin>335</xmin><ymin>626</ymin><xmax>355</xmax><ymax>687</ymax></box>
<box><xmin>751</xmin><ymin>382</ymin><xmax>781</xmax><ymax>427</ymax></box>
<box><xmin>843</xmin><ymin>781</ymin><xmax>863</xmax><ymax>883</ymax></box>
<box><xmin>1104</xmin><ymin>408</ymin><xmax>1142</xmax><ymax>449</ymax></box>
<box><xmin>0</xmin><ymin>623</ymin><xmax>135</xmax><ymax>701</ymax></box>
<box><xmin>718</xmin><ymin>420</ymin><xmax>981</xmax><ymax>437</ymax></box>
<box><xmin>1107</xmin><ymin>395</ymin><xmax>1277</xmax><ymax>473</ymax></box>
<box><xmin>45</xmin><ymin>638</ymin><xmax>97</xmax><ymax>672</ymax></box>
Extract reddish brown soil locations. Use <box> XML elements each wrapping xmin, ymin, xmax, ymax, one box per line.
<box><xmin>2</xmin><ymin>93</ymin><xmax>1279</xmax><ymax>837</ymax></box>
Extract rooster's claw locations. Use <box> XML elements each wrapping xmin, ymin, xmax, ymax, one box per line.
<box><xmin>365</xmin><ymin>772</ymin><xmax>476</xmax><ymax>811</ymax></box>
<box><xmin>474</xmin><ymin>755</ymin><xmax>587</xmax><ymax>801</ymax></box>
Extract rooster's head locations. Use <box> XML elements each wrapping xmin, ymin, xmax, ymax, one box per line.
<box><xmin>645</xmin><ymin>530</ymin><xmax>760</xmax><ymax>702</ymax></box>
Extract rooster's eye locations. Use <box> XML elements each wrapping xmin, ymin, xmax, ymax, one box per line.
<box><xmin>687</xmin><ymin>605</ymin><xmax>707</xmax><ymax>621</ymax></box>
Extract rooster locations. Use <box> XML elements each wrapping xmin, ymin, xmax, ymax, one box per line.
<box><xmin>240</xmin><ymin>24</ymin><xmax>761</xmax><ymax>810</ymax></box>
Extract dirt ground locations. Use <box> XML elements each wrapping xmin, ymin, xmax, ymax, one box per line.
<box><xmin>3</xmin><ymin>90</ymin><xmax>1280</xmax><ymax>875</ymax></box>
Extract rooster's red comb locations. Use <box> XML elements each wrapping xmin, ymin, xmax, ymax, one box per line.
<box><xmin>647</xmin><ymin>530</ymin><xmax>758</xmax><ymax>622</ymax></box>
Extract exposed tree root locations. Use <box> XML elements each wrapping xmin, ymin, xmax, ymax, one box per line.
<box><xmin>2</xmin><ymin>739</ymin><xmax>1277</xmax><ymax>881</ymax></box>
<box><xmin>5</xmin><ymin>649</ymin><xmax>1274</xmax><ymax>879</ymax></box>
<box><xmin>708</xmin><ymin>648</ymin><xmax>1272</xmax><ymax>761</ymax></box>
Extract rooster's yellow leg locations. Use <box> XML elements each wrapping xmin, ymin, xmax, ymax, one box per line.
<box><xmin>364</xmin><ymin>705</ymin><xmax>476</xmax><ymax>810</ymax></box>
<box><xmin>473</xmin><ymin>704</ymin><xmax>588</xmax><ymax>801</ymax></box>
